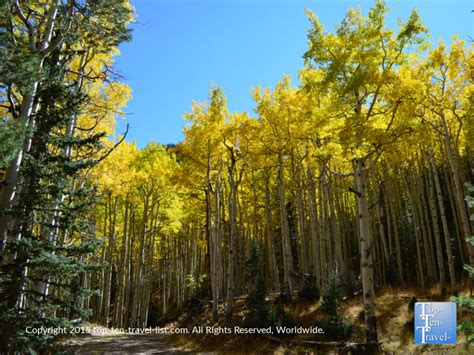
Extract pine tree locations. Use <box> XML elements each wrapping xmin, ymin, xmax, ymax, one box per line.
<box><xmin>320</xmin><ymin>273</ymin><xmax>353</xmax><ymax>341</ymax></box>
<box><xmin>0</xmin><ymin>46</ymin><xmax>99</xmax><ymax>352</ymax></box>
<box><xmin>244</xmin><ymin>239</ymin><xmax>272</xmax><ymax>328</ymax></box>
<box><xmin>0</xmin><ymin>0</ymin><xmax>133</xmax><ymax>351</ymax></box>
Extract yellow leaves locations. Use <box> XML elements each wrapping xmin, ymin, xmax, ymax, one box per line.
<box><xmin>427</xmin><ymin>40</ymin><xmax>447</xmax><ymax>70</ymax></box>
<box><xmin>93</xmin><ymin>141</ymin><xmax>186</xmax><ymax>235</ymax></box>
<box><xmin>304</xmin><ymin>8</ymin><xmax>324</xmax><ymax>42</ymax></box>
<box><xmin>66</xmin><ymin>49</ymin><xmax>132</xmax><ymax>165</ymax></box>
<box><xmin>417</xmin><ymin>37</ymin><xmax>472</xmax><ymax>156</ymax></box>
<box><xmin>91</xmin><ymin>140</ymin><xmax>138</xmax><ymax>196</ymax></box>
<box><xmin>253</xmin><ymin>76</ymin><xmax>308</xmax><ymax>149</ymax></box>
<box><xmin>425</xmin><ymin>36</ymin><xmax>471</xmax><ymax>90</ymax></box>
<box><xmin>300</xmin><ymin>1</ymin><xmax>438</xmax><ymax>175</ymax></box>
<box><xmin>77</xmin><ymin>81</ymin><xmax>132</xmax><ymax>139</ymax></box>
<box><xmin>161</xmin><ymin>196</ymin><xmax>184</xmax><ymax>234</ymax></box>
<box><xmin>183</xmin><ymin>88</ymin><xmax>228</xmax><ymax>152</ymax></box>
<box><xmin>135</xmin><ymin>143</ymin><xmax>175</xmax><ymax>186</ymax></box>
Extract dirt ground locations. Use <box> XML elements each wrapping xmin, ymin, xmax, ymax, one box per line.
<box><xmin>63</xmin><ymin>333</ymin><xmax>185</xmax><ymax>354</ymax></box>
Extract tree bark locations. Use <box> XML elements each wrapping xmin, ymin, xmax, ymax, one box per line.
<box><xmin>264</xmin><ymin>171</ymin><xmax>280</xmax><ymax>291</ymax></box>
<box><xmin>225</xmin><ymin>153</ymin><xmax>238</xmax><ymax>324</ymax></box>
<box><xmin>354</xmin><ymin>159</ymin><xmax>378</xmax><ymax>345</ymax></box>
<box><xmin>427</xmin><ymin>163</ymin><xmax>447</xmax><ymax>295</ymax></box>
<box><xmin>429</xmin><ymin>154</ymin><xmax>457</xmax><ymax>293</ymax></box>
<box><xmin>278</xmin><ymin>153</ymin><xmax>293</xmax><ymax>293</ymax></box>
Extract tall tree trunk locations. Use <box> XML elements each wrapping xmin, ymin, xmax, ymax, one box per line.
<box><xmin>292</xmin><ymin>153</ymin><xmax>309</xmax><ymax>273</ymax></box>
<box><xmin>0</xmin><ymin>0</ymin><xmax>62</xmax><ymax>247</ymax></box>
<box><xmin>307</xmin><ymin>165</ymin><xmax>321</xmax><ymax>286</ymax></box>
<box><xmin>427</xmin><ymin>163</ymin><xmax>447</xmax><ymax>295</ymax></box>
<box><xmin>116</xmin><ymin>200</ymin><xmax>129</xmax><ymax>328</ymax></box>
<box><xmin>102</xmin><ymin>195</ymin><xmax>116</xmax><ymax>327</ymax></box>
<box><xmin>278</xmin><ymin>153</ymin><xmax>293</xmax><ymax>293</ymax></box>
<box><xmin>403</xmin><ymin>174</ymin><xmax>426</xmax><ymax>291</ymax></box>
<box><xmin>354</xmin><ymin>159</ymin><xmax>378</xmax><ymax>345</ymax></box>
<box><xmin>225</xmin><ymin>156</ymin><xmax>238</xmax><ymax>324</ymax></box>
<box><xmin>328</xmin><ymin>176</ymin><xmax>345</xmax><ymax>276</ymax></box>
<box><xmin>212</xmin><ymin>176</ymin><xmax>221</xmax><ymax>321</ymax></box>
<box><xmin>440</xmin><ymin>114</ymin><xmax>473</xmax><ymax>264</ymax></box>
<box><xmin>318</xmin><ymin>169</ymin><xmax>329</xmax><ymax>285</ymax></box>
<box><xmin>264</xmin><ymin>171</ymin><xmax>280</xmax><ymax>291</ymax></box>
<box><xmin>444</xmin><ymin>167</ymin><xmax>465</xmax><ymax>265</ymax></box>
<box><xmin>429</xmin><ymin>154</ymin><xmax>457</xmax><ymax>293</ymax></box>
<box><xmin>417</xmin><ymin>171</ymin><xmax>437</xmax><ymax>283</ymax></box>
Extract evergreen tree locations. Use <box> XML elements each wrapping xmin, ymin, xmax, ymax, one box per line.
<box><xmin>244</xmin><ymin>239</ymin><xmax>272</xmax><ymax>327</ymax></box>
<box><xmin>320</xmin><ymin>273</ymin><xmax>353</xmax><ymax>341</ymax></box>
<box><xmin>0</xmin><ymin>0</ymin><xmax>133</xmax><ymax>351</ymax></box>
<box><xmin>298</xmin><ymin>275</ymin><xmax>320</xmax><ymax>301</ymax></box>
<box><xmin>0</xmin><ymin>45</ymin><xmax>98</xmax><ymax>353</ymax></box>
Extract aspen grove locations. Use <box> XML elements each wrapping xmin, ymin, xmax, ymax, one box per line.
<box><xmin>0</xmin><ymin>0</ymin><xmax>473</xmax><ymax>352</ymax></box>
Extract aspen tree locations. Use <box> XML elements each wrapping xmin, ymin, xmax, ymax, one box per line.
<box><xmin>303</xmin><ymin>2</ymin><xmax>426</xmax><ymax>345</ymax></box>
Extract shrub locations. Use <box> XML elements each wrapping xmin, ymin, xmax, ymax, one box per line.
<box><xmin>244</xmin><ymin>240</ymin><xmax>273</xmax><ymax>327</ymax></box>
<box><xmin>245</xmin><ymin>282</ymin><xmax>273</xmax><ymax>327</ymax></box>
<box><xmin>298</xmin><ymin>275</ymin><xmax>320</xmax><ymax>301</ymax></box>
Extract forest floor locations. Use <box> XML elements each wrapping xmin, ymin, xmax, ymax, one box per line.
<box><xmin>62</xmin><ymin>326</ymin><xmax>184</xmax><ymax>354</ymax></box>
<box><xmin>62</xmin><ymin>286</ymin><xmax>473</xmax><ymax>354</ymax></box>
<box><xmin>164</xmin><ymin>286</ymin><xmax>473</xmax><ymax>354</ymax></box>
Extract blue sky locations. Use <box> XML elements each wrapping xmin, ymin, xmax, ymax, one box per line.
<box><xmin>114</xmin><ymin>0</ymin><xmax>474</xmax><ymax>147</ymax></box>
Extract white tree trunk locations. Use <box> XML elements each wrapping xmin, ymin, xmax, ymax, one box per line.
<box><xmin>355</xmin><ymin>159</ymin><xmax>378</xmax><ymax>345</ymax></box>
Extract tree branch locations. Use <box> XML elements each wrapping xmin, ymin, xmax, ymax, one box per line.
<box><xmin>96</xmin><ymin>124</ymin><xmax>129</xmax><ymax>164</ymax></box>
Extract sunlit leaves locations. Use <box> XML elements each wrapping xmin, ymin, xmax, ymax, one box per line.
<box><xmin>302</xmin><ymin>0</ymin><xmax>428</xmax><ymax>168</ymax></box>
